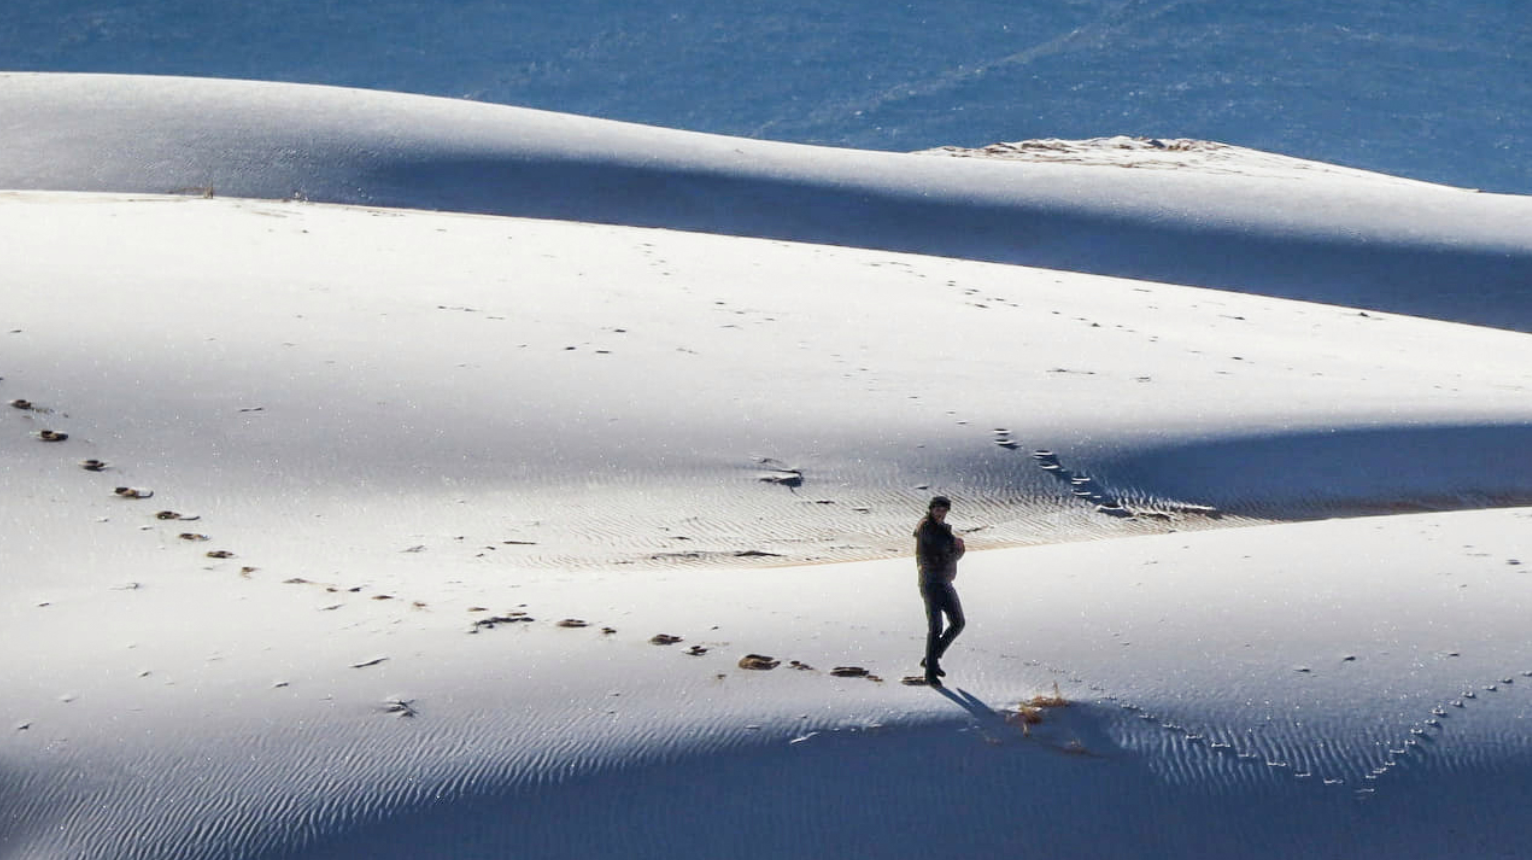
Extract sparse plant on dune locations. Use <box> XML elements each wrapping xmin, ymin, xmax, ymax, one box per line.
<box><xmin>1007</xmin><ymin>705</ymin><xmax>1044</xmax><ymax>735</ymax></box>
<box><xmin>1028</xmin><ymin>682</ymin><xmax>1068</xmax><ymax>709</ymax></box>
<box><xmin>1006</xmin><ymin>682</ymin><xmax>1069</xmax><ymax>736</ymax></box>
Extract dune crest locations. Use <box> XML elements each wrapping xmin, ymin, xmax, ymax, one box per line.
<box><xmin>3</xmin><ymin>73</ymin><xmax>1532</xmax><ymax>329</ymax></box>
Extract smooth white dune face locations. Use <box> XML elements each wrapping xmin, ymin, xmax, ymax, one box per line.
<box><xmin>3</xmin><ymin>73</ymin><xmax>1532</xmax><ymax>330</ymax></box>
<box><xmin>4</xmin><ymin>74</ymin><xmax>1532</xmax><ymax>860</ymax></box>
<box><xmin>5</xmin><ymin>193</ymin><xmax>1532</xmax><ymax>571</ymax></box>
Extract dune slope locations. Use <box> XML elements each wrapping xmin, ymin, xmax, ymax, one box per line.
<box><xmin>5</xmin><ymin>193</ymin><xmax>1532</xmax><ymax>569</ymax></box>
<box><xmin>5</xmin><ymin>75</ymin><xmax>1532</xmax><ymax>859</ymax></box>
<box><xmin>3</xmin><ymin>73</ymin><xmax>1532</xmax><ymax>330</ymax></box>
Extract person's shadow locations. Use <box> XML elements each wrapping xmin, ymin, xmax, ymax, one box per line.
<box><xmin>935</xmin><ymin>684</ymin><xmax>1115</xmax><ymax>759</ymax></box>
<box><xmin>933</xmin><ymin>685</ymin><xmax>1009</xmax><ymax>729</ymax></box>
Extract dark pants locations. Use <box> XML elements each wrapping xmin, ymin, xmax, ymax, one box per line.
<box><xmin>920</xmin><ymin>578</ymin><xmax>966</xmax><ymax>668</ymax></box>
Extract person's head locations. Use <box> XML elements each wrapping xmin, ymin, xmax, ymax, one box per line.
<box><xmin>928</xmin><ymin>495</ymin><xmax>951</xmax><ymax>521</ymax></box>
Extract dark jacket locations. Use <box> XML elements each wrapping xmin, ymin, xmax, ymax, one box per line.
<box><xmin>914</xmin><ymin>516</ymin><xmax>963</xmax><ymax>583</ymax></box>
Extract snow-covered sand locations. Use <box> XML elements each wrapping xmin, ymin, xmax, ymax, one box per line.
<box><xmin>4</xmin><ymin>74</ymin><xmax>1532</xmax><ymax>859</ymax></box>
<box><xmin>4</xmin><ymin>73</ymin><xmax>1532</xmax><ymax>330</ymax></box>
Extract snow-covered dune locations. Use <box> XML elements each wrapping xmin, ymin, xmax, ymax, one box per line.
<box><xmin>9</xmin><ymin>505</ymin><xmax>1532</xmax><ymax>859</ymax></box>
<box><xmin>4</xmin><ymin>74</ymin><xmax>1532</xmax><ymax>859</ymax></box>
<box><xmin>4</xmin><ymin>73</ymin><xmax>1532</xmax><ymax>330</ymax></box>
<box><xmin>5</xmin><ymin>193</ymin><xmax>1531</xmax><ymax>569</ymax></box>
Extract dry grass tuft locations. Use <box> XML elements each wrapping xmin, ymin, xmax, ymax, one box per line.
<box><xmin>1005</xmin><ymin>682</ymin><xmax>1069</xmax><ymax>736</ymax></box>
<box><xmin>1027</xmin><ymin>681</ymin><xmax>1068</xmax><ymax>709</ymax></box>
<box><xmin>1011</xmin><ymin>706</ymin><xmax>1044</xmax><ymax>725</ymax></box>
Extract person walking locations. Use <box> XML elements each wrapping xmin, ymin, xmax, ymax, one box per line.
<box><xmin>914</xmin><ymin>495</ymin><xmax>965</xmax><ymax>686</ymax></box>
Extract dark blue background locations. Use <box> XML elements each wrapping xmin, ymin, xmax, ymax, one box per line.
<box><xmin>5</xmin><ymin>1</ymin><xmax>1528</xmax><ymax>193</ymax></box>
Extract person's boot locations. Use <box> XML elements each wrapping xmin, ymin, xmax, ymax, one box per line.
<box><xmin>924</xmin><ymin>659</ymin><xmax>944</xmax><ymax>686</ymax></box>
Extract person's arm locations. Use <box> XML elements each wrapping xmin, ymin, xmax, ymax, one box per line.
<box><xmin>953</xmin><ymin>536</ymin><xmax>966</xmax><ymax>560</ymax></box>
<box><xmin>915</xmin><ymin>523</ymin><xmax>942</xmax><ymax>566</ymax></box>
